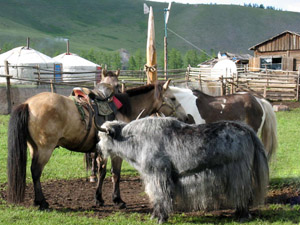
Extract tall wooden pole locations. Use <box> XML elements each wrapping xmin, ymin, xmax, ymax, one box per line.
<box><xmin>5</xmin><ymin>60</ymin><xmax>12</xmax><ymax>114</ymax></box>
<box><xmin>146</xmin><ymin>6</ymin><xmax>157</xmax><ymax>84</ymax></box>
<box><xmin>164</xmin><ymin>36</ymin><xmax>167</xmax><ymax>80</ymax></box>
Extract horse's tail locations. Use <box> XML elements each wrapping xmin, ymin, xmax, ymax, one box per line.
<box><xmin>7</xmin><ymin>104</ymin><xmax>30</xmax><ymax>203</ymax></box>
<box><xmin>259</xmin><ymin>98</ymin><xmax>278</xmax><ymax>161</ymax></box>
<box><xmin>250</xmin><ymin>129</ymin><xmax>269</xmax><ymax>206</ymax></box>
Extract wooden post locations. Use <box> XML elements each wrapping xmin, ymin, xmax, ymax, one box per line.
<box><xmin>5</xmin><ymin>60</ymin><xmax>12</xmax><ymax>114</ymax></box>
<box><xmin>263</xmin><ymin>85</ymin><xmax>267</xmax><ymax>98</ymax></box>
<box><xmin>37</xmin><ymin>65</ymin><xmax>41</xmax><ymax>86</ymax></box>
<box><xmin>235</xmin><ymin>73</ymin><xmax>239</xmax><ymax>93</ymax></box>
<box><xmin>296</xmin><ymin>67</ymin><xmax>300</xmax><ymax>101</ymax></box>
<box><xmin>185</xmin><ymin>65</ymin><xmax>190</xmax><ymax>85</ymax></box>
<box><xmin>50</xmin><ymin>79</ymin><xmax>54</xmax><ymax>93</ymax></box>
<box><xmin>164</xmin><ymin>36</ymin><xmax>168</xmax><ymax>80</ymax></box>
<box><xmin>198</xmin><ymin>67</ymin><xmax>202</xmax><ymax>91</ymax></box>
<box><xmin>146</xmin><ymin>6</ymin><xmax>157</xmax><ymax>84</ymax></box>
<box><xmin>230</xmin><ymin>73</ymin><xmax>234</xmax><ymax>94</ymax></box>
<box><xmin>121</xmin><ymin>80</ymin><xmax>126</xmax><ymax>93</ymax></box>
<box><xmin>220</xmin><ymin>76</ymin><xmax>224</xmax><ymax>96</ymax></box>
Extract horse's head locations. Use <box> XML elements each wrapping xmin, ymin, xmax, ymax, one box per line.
<box><xmin>155</xmin><ymin>80</ymin><xmax>189</xmax><ymax>122</ymax></box>
<box><xmin>101</xmin><ymin>69</ymin><xmax>120</xmax><ymax>93</ymax></box>
<box><xmin>92</xmin><ymin>83</ymin><xmax>115</xmax><ymax>101</ymax></box>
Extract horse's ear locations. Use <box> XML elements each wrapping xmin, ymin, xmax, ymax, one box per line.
<box><xmin>163</xmin><ymin>79</ymin><xmax>172</xmax><ymax>91</ymax></box>
<box><xmin>116</xmin><ymin>69</ymin><xmax>120</xmax><ymax>77</ymax></box>
<box><xmin>102</xmin><ymin>68</ymin><xmax>107</xmax><ymax>77</ymax></box>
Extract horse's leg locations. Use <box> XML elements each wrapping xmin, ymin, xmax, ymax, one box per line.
<box><xmin>95</xmin><ymin>155</ymin><xmax>107</xmax><ymax>206</ymax></box>
<box><xmin>235</xmin><ymin>207</ymin><xmax>252</xmax><ymax>222</ymax></box>
<box><xmin>89</xmin><ymin>152</ymin><xmax>98</xmax><ymax>183</ymax></box>
<box><xmin>111</xmin><ymin>156</ymin><xmax>126</xmax><ymax>209</ymax></box>
<box><xmin>29</xmin><ymin>145</ymin><xmax>54</xmax><ymax>210</ymax></box>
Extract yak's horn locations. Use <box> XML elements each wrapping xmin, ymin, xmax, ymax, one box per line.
<box><xmin>136</xmin><ymin>109</ymin><xmax>145</xmax><ymax>120</ymax></box>
<box><xmin>98</xmin><ymin>127</ymin><xmax>108</xmax><ymax>133</ymax></box>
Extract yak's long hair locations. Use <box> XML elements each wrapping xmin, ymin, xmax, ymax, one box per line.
<box><xmin>98</xmin><ymin>117</ymin><xmax>269</xmax><ymax>222</ymax></box>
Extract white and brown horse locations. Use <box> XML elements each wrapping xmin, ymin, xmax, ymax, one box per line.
<box><xmin>169</xmin><ymin>86</ymin><xmax>277</xmax><ymax>160</ymax></box>
<box><xmin>7</xmin><ymin>80</ymin><xmax>188</xmax><ymax>210</ymax></box>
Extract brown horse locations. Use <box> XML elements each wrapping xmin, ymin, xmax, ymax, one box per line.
<box><xmin>7</xmin><ymin>80</ymin><xmax>188</xmax><ymax>210</ymax></box>
<box><xmin>101</xmin><ymin>68</ymin><xmax>121</xmax><ymax>93</ymax></box>
<box><xmin>86</xmin><ymin>69</ymin><xmax>121</xmax><ymax>183</ymax></box>
<box><xmin>169</xmin><ymin>86</ymin><xmax>277</xmax><ymax>160</ymax></box>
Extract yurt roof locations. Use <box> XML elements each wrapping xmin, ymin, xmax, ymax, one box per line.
<box><xmin>53</xmin><ymin>53</ymin><xmax>100</xmax><ymax>67</ymax></box>
<box><xmin>0</xmin><ymin>46</ymin><xmax>56</xmax><ymax>65</ymax></box>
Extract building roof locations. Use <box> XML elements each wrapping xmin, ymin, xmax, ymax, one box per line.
<box><xmin>53</xmin><ymin>53</ymin><xmax>100</xmax><ymax>67</ymax></box>
<box><xmin>0</xmin><ymin>46</ymin><xmax>56</xmax><ymax>66</ymax></box>
<box><xmin>249</xmin><ymin>30</ymin><xmax>300</xmax><ymax>50</ymax></box>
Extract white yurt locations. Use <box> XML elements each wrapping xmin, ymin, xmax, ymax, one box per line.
<box><xmin>0</xmin><ymin>46</ymin><xmax>58</xmax><ymax>83</ymax></box>
<box><xmin>211</xmin><ymin>58</ymin><xmax>237</xmax><ymax>79</ymax></box>
<box><xmin>53</xmin><ymin>52</ymin><xmax>102</xmax><ymax>83</ymax></box>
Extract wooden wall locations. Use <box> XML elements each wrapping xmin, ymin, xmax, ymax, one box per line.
<box><xmin>254</xmin><ymin>32</ymin><xmax>300</xmax><ymax>52</ymax></box>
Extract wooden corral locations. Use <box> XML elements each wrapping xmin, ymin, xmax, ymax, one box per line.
<box><xmin>249</xmin><ymin>30</ymin><xmax>300</xmax><ymax>71</ymax></box>
<box><xmin>186</xmin><ymin>66</ymin><xmax>300</xmax><ymax>101</ymax></box>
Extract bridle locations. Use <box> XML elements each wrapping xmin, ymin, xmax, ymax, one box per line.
<box><xmin>156</xmin><ymin>97</ymin><xmax>181</xmax><ymax>117</ymax></box>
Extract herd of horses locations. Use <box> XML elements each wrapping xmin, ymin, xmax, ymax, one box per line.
<box><xmin>6</xmin><ymin>69</ymin><xmax>278</xmax><ymax>222</ymax></box>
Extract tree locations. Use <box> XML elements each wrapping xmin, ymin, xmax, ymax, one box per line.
<box><xmin>111</xmin><ymin>52</ymin><xmax>122</xmax><ymax>70</ymax></box>
<box><xmin>168</xmin><ymin>48</ymin><xmax>183</xmax><ymax>69</ymax></box>
<box><xmin>1</xmin><ymin>43</ymin><xmax>13</xmax><ymax>53</ymax></box>
<box><xmin>128</xmin><ymin>56</ymin><xmax>137</xmax><ymax>70</ymax></box>
<box><xmin>134</xmin><ymin>49</ymin><xmax>145</xmax><ymax>70</ymax></box>
<box><xmin>184</xmin><ymin>50</ymin><xmax>200</xmax><ymax>67</ymax></box>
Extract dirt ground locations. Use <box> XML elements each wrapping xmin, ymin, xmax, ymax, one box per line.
<box><xmin>1</xmin><ymin>176</ymin><xmax>299</xmax><ymax>220</ymax></box>
<box><xmin>271</xmin><ymin>100</ymin><xmax>300</xmax><ymax>109</ymax></box>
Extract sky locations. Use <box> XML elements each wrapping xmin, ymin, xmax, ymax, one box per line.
<box><xmin>148</xmin><ymin>0</ymin><xmax>300</xmax><ymax>13</ymax></box>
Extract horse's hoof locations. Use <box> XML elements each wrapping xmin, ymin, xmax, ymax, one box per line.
<box><xmin>89</xmin><ymin>176</ymin><xmax>97</xmax><ymax>183</ymax></box>
<box><xmin>35</xmin><ymin>201</ymin><xmax>49</xmax><ymax>210</ymax></box>
<box><xmin>235</xmin><ymin>210</ymin><xmax>252</xmax><ymax>222</ymax></box>
<box><xmin>115</xmin><ymin>201</ymin><xmax>126</xmax><ymax>209</ymax></box>
<box><xmin>96</xmin><ymin>200</ymin><xmax>105</xmax><ymax>207</ymax></box>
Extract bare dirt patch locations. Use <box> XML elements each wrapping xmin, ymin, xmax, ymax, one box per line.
<box><xmin>271</xmin><ymin>101</ymin><xmax>300</xmax><ymax>109</ymax></box>
<box><xmin>1</xmin><ymin>177</ymin><xmax>299</xmax><ymax>219</ymax></box>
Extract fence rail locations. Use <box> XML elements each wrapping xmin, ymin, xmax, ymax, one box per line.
<box><xmin>0</xmin><ymin>63</ymin><xmax>300</xmax><ymax>114</ymax></box>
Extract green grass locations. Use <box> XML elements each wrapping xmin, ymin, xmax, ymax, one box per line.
<box><xmin>269</xmin><ymin>108</ymin><xmax>300</xmax><ymax>187</ymax></box>
<box><xmin>1</xmin><ymin>1</ymin><xmax>300</xmax><ymax>56</ymax></box>
<box><xmin>0</xmin><ymin>108</ymin><xmax>300</xmax><ymax>224</ymax></box>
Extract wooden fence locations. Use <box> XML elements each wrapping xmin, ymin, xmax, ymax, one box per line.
<box><xmin>185</xmin><ymin>65</ymin><xmax>300</xmax><ymax>101</ymax></box>
<box><xmin>0</xmin><ymin>62</ymin><xmax>300</xmax><ymax>115</ymax></box>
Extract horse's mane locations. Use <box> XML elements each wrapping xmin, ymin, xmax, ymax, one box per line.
<box><xmin>192</xmin><ymin>89</ymin><xmax>213</xmax><ymax>98</ymax></box>
<box><xmin>125</xmin><ymin>84</ymin><xmax>156</xmax><ymax>97</ymax></box>
<box><xmin>114</xmin><ymin>83</ymin><xmax>161</xmax><ymax>117</ymax></box>
<box><xmin>115</xmin><ymin>92</ymin><xmax>132</xmax><ymax>116</ymax></box>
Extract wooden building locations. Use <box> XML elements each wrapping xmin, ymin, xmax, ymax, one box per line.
<box><xmin>249</xmin><ymin>30</ymin><xmax>300</xmax><ymax>71</ymax></box>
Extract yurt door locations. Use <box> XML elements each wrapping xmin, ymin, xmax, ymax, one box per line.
<box><xmin>54</xmin><ymin>64</ymin><xmax>62</xmax><ymax>82</ymax></box>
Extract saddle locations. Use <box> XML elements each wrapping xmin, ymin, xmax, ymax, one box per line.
<box><xmin>70</xmin><ymin>83</ymin><xmax>122</xmax><ymax>130</ymax></box>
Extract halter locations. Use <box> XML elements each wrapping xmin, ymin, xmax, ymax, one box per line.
<box><xmin>156</xmin><ymin>97</ymin><xmax>181</xmax><ymax>117</ymax></box>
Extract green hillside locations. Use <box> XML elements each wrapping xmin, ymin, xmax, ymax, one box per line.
<box><xmin>0</xmin><ymin>0</ymin><xmax>300</xmax><ymax>58</ymax></box>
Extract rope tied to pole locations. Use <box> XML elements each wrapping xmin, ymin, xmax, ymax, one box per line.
<box><xmin>144</xmin><ymin>64</ymin><xmax>157</xmax><ymax>73</ymax></box>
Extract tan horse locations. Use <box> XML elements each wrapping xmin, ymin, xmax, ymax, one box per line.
<box><xmin>7</xmin><ymin>80</ymin><xmax>188</xmax><ymax>210</ymax></box>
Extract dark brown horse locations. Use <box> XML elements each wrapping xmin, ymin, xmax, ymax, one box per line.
<box><xmin>169</xmin><ymin>86</ymin><xmax>277</xmax><ymax>160</ymax></box>
<box><xmin>86</xmin><ymin>69</ymin><xmax>121</xmax><ymax>183</ymax></box>
<box><xmin>7</xmin><ymin>80</ymin><xmax>188</xmax><ymax>210</ymax></box>
<box><xmin>101</xmin><ymin>68</ymin><xmax>121</xmax><ymax>93</ymax></box>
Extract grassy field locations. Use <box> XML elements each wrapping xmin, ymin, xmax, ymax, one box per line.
<box><xmin>1</xmin><ymin>1</ymin><xmax>300</xmax><ymax>56</ymax></box>
<box><xmin>0</xmin><ymin>108</ymin><xmax>300</xmax><ymax>224</ymax></box>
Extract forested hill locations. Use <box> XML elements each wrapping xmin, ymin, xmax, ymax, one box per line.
<box><xmin>0</xmin><ymin>0</ymin><xmax>300</xmax><ymax>57</ymax></box>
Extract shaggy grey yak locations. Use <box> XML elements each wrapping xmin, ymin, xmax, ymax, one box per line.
<box><xmin>97</xmin><ymin>117</ymin><xmax>269</xmax><ymax>223</ymax></box>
